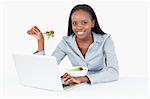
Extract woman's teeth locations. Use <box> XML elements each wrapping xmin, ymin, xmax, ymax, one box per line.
<box><xmin>78</xmin><ymin>32</ymin><xmax>84</xmax><ymax>35</ymax></box>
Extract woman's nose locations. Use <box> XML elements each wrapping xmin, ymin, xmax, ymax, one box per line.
<box><xmin>76</xmin><ymin>25</ymin><xmax>83</xmax><ymax>30</ymax></box>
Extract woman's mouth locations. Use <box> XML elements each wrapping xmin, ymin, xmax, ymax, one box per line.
<box><xmin>77</xmin><ymin>32</ymin><xmax>84</xmax><ymax>35</ymax></box>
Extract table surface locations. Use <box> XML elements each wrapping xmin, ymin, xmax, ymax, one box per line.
<box><xmin>2</xmin><ymin>74</ymin><xmax>149</xmax><ymax>98</ymax></box>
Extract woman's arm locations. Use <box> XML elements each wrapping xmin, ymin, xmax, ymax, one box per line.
<box><xmin>86</xmin><ymin>36</ymin><xmax>119</xmax><ymax>84</ymax></box>
<box><xmin>27</xmin><ymin>26</ymin><xmax>45</xmax><ymax>52</ymax></box>
<box><xmin>38</xmin><ymin>35</ymin><xmax>44</xmax><ymax>52</ymax></box>
<box><xmin>51</xmin><ymin>38</ymin><xmax>67</xmax><ymax>64</ymax></box>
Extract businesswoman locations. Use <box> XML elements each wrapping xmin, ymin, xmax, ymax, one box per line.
<box><xmin>27</xmin><ymin>4</ymin><xmax>119</xmax><ymax>85</ymax></box>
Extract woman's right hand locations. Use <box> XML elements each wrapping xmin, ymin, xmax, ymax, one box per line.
<box><xmin>27</xmin><ymin>26</ymin><xmax>44</xmax><ymax>40</ymax></box>
<box><xmin>27</xmin><ymin>26</ymin><xmax>45</xmax><ymax>51</ymax></box>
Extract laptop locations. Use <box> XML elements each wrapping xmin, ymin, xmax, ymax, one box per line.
<box><xmin>12</xmin><ymin>54</ymin><xmax>73</xmax><ymax>91</ymax></box>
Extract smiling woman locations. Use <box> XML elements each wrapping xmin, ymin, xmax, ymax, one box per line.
<box><xmin>27</xmin><ymin>4</ymin><xmax>119</xmax><ymax>85</ymax></box>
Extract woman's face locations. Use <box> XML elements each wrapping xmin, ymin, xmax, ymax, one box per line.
<box><xmin>71</xmin><ymin>10</ymin><xmax>95</xmax><ymax>39</ymax></box>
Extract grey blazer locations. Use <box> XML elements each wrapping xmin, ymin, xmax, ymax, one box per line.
<box><xmin>34</xmin><ymin>32</ymin><xmax>119</xmax><ymax>84</ymax></box>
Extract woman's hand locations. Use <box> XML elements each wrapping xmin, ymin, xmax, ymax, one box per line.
<box><xmin>27</xmin><ymin>26</ymin><xmax>44</xmax><ymax>51</ymax></box>
<box><xmin>27</xmin><ymin>26</ymin><xmax>44</xmax><ymax>40</ymax></box>
<box><xmin>61</xmin><ymin>73</ymin><xmax>90</xmax><ymax>85</ymax></box>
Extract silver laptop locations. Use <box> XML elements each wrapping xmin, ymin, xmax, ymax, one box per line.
<box><xmin>12</xmin><ymin>54</ymin><xmax>71</xmax><ymax>91</ymax></box>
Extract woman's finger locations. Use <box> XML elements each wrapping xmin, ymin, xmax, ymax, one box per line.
<box><xmin>28</xmin><ymin>30</ymin><xmax>35</xmax><ymax>35</ymax></box>
<box><xmin>27</xmin><ymin>30</ymin><xmax>31</xmax><ymax>34</ymax></box>
<box><xmin>34</xmin><ymin>26</ymin><xmax>41</xmax><ymax>32</ymax></box>
<box><xmin>33</xmin><ymin>26</ymin><xmax>41</xmax><ymax>33</ymax></box>
<box><xmin>65</xmin><ymin>79</ymin><xmax>72</xmax><ymax>84</ymax></box>
<box><xmin>32</xmin><ymin>27</ymin><xmax>38</xmax><ymax>33</ymax></box>
<box><xmin>63</xmin><ymin>75</ymin><xmax>71</xmax><ymax>82</ymax></box>
<box><xmin>44</xmin><ymin>32</ymin><xmax>48</xmax><ymax>36</ymax></box>
<box><xmin>30</xmin><ymin>30</ymin><xmax>35</xmax><ymax>35</ymax></box>
<box><xmin>62</xmin><ymin>73</ymin><xmax>69</xmax><ymax>79</ymax></box>
<box><xmin>66</xmin><ymin>78</ymin><xmax>78</xmax><ymax>84</ymax></box>
<box><xmin>32</xmin><ymin>28</ymin><xmax>38</xmax><ymax>34</ymax></box>
<box><xmin>66</xmin><ymin>77</ymin><xmax>80</xmax><ymax>84</ymax></box>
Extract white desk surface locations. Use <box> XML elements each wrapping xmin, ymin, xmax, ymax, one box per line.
<box><xmin>2</xmin><ymin>75</ymin><xmax>149</xmax><ymax>98</ymax></box>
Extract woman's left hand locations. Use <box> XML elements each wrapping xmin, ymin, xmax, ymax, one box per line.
<box><xmin>61</xmin><ymin>73</ymin><xmax>81</xmax><ymax>85</ymax></box>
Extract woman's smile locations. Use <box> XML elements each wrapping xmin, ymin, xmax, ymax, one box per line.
<box><xmin>77</xmin><ymin>31</ymin><xmax>84</xmax><ymax>35</ymax></box>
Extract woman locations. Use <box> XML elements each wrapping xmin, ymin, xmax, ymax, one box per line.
<box><xmin>27</xmin><ymin>4</ymin><xmax>119</xmax><ymax>85</ymax></box>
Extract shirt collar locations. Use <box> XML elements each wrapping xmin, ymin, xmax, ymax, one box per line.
<box><xmin>64</xmin><ymin>32</ymin><xmax>109</xmax><ymax>60</ymax></box>
<box><xmin>92</xmin><ymin>31</ymin><xmax>102</xmax><ymax>44</ymax></box>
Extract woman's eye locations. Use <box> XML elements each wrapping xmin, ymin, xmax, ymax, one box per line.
<box><xmin>72</xmin><ymin>22</ymin><xmax>77</xmax><ymax>26</ymax></box>
<box><xmin>82</xmin><ymin>21</ymin><xmax>87</xmax><ymax>25</ymax></box>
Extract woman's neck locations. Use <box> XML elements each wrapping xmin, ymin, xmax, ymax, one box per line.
<box><xmin>76</xmin><ymin>33</ymin><xmax>94</xmax><ymax>43</ymax></box>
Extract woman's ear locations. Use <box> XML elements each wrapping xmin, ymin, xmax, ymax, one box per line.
<box><xmin>92</xmin><ymin>20</ymin><xmax>95</xmax><ymax>28</ymax></box>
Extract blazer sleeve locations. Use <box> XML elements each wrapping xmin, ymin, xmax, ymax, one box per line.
<box><xmin>51</xmin><ymin>39</ymin><xmax>67</xmax><ymax>65</ymax></box>
<box><xmin>33</xmin><ymin>39</ymin><xmax>66</xmax><ymax>65</ymax></box>
<box><xmin>33</xmin><ymin>50</ymin><xmax>46</xmax><ymax>55</ymax></box>
<box><xmin>87</xmin><ymin>36</ymin><xmax>119</xmax><ymax>84</ymax></box>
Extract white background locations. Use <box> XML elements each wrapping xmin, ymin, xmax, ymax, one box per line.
<box><xmin>0</xmin><ymin>0</ymin><xmax>150</xmax><ymax>98</ymax></box>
